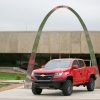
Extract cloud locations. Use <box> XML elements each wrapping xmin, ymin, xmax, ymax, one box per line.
<box><xmin>0</xmin><ymin>0</ymin><xmax>99</xmax><ymax>31</ymax></box>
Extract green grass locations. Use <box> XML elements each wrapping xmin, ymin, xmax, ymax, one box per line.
<box><xmin>0</xmin><ymin>83</ymin><xmax>10</xmax><ymax>88</ymax></box>
<box><xmin>0</xmin><ymin>72</ymin><xmax>26</xmax><ymax>80</ymax></box>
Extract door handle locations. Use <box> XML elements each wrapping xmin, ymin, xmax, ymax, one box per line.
<box><xmin>80</xmin><ymin>73</ymin><xmax>82</xmax><ymax>75</ymax></box>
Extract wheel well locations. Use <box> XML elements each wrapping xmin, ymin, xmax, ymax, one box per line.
<box><xmin>90</xmin><ymin>74</ymin><xmax>96</xmax><ymax>80</ymax></box>
<box><xmin>66</xmin><ymin>76</ymin><xmax>73</xmax><ymax>82</ymax></box>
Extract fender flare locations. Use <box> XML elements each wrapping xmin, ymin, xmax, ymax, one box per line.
<box><xmin>88</xmin><ymin>73</ymin><xmax>96</xmax><ymax>80</ymax></box>
<box><xmin>66</xmin><ymin>75</ymin><xmax>73</xmax><ymax>82</ymax></box>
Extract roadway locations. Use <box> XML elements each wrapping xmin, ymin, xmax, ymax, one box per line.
<box><xmin>0</xmin><ymin>86</ymin><xmax>100</xmax><ymax>100</ymax></box>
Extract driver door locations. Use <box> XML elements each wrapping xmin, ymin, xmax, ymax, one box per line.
<box><xmin>72</xmin><ymin>60</ymin><xmax>82</xmax><ymax>85</ymax></box>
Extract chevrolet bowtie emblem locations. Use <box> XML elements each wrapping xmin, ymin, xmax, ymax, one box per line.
<box><xmin>40</xmin><ymin>74</ymin><xmax>46</xmax><ymax>77</ymax></box>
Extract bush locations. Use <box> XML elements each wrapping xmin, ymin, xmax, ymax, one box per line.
<box><xmin>16</xmin><ymin>75</ymin><xmax>21</xmax><ymax>80</ymax></box>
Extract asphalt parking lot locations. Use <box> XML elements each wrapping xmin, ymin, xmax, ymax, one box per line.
<box><xmin>0</xmin><ymin>86</ymin><xmax>100</xmax><ymax>100</ymax></box>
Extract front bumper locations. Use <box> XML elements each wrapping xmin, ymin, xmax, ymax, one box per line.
<box><xmin>32</xmin><ymin>80</ymin><xmax>65</xmax><ymax>89</ymax></box>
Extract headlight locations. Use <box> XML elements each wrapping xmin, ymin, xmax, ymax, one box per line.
<box><xmin>31</xmin><ymin>72</ymin><xmax>34</xmax><ymax>76</ymax></box>
<box><xmin>54</xmin><ymin>72</ymin><xmax>63</xmax><ymax>76</ymax></box>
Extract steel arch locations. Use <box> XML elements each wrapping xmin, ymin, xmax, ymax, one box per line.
<box><xmin>25</xmin><ymin>5</ymin><xmax>98</xmax><ymax>83</ymax></box>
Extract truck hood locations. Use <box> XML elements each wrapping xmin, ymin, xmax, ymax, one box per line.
<box><xmin>33</xmin><ymin>67</ymin><xmax>70</xmax><ymax>74</ymax></box>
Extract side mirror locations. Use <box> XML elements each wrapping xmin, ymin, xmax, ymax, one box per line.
<box><xmin>73</xmin><ymin>65</ymin><xmax>78</xmax><ymax>69</ymax></box>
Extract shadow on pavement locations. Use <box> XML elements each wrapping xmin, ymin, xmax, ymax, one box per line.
<box><xmin>41</xmin><ymin>89</ymin><xmax>88</xmax><ymax>96</ymax></box>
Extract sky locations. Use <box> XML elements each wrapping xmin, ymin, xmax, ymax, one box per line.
<box><xmin>0</xmin><ymin>0</ymin><xmax>99</xmax><ymax>31</ymax></box>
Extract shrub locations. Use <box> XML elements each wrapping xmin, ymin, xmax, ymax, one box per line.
<box><xmin>16</xmin><ymin>75</ymin><xmax>21</xmax><ymax>80</ymax></box>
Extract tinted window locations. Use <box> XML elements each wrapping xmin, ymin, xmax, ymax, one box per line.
<box><xmin>78</xmin><ymin>60</ymin><xmax>84</xmax><ymax>68</ymax></box>
<box><xmin>72</xmin><ymin>60</ymin><xmax>79</xmax><ymax>67</ymax></box>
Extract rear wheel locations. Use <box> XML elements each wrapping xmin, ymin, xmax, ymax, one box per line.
<box><xmin>32</xmin><ymin>83</ymin><xmax>42</xmax><ymax>95</ymax></box>
<box><xmin>62</xmin><ymin>80</ymin><xmax>73</xmax><ymax>96</ymax></box>
<box><xmin>87</xmin><ymin>78</ymin><xmax>95</xmax><ymax>91</ymax></box>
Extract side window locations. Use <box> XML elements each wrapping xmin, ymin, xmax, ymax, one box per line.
<box><xmin>78</xmin><ymin>60</ymin><xmax>85</xmax><ymax>68</ymax></box>
<box><xmin>72</xmin><ymin>60</ymin><xmax>79</xmax><ymax>67</ymax></box>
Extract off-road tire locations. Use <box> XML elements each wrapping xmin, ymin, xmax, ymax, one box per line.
<box><xmin>62</xmin><ymin>80</ymin><xmax>73</xmax><ymax>96</ymax></box>
<box><xmin>32</xmin><ymin>83</ymin><xmax>42</xmax><ymax>95</ymax></box>
<box><xmin>87</xmin><ymin>78</ymin><xmax>95</xmax><ymax>91</ymax></box>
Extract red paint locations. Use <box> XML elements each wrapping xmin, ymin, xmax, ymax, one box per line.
<box><xmin>31</xmin><ymin>58</ymin><xmax>97</xmax><ymax>86</ymax></box>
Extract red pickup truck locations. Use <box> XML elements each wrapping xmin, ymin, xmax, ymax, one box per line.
<box><xmin>31</xmin><ymin>58</ymin><xmax>97</xmax><ymax>96</ymax></box>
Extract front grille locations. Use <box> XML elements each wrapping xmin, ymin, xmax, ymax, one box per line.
<box><xmin>34</xmin><ymin>73</ymin><xmax>54</xmax><ymax>80</ymax></box>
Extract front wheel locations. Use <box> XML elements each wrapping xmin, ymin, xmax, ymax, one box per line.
<box><xmin>62</xmin><ymin>80</ymin><xmax>73</xmax><ymax>96</ymax></box>
<box><xmin>87</xmin><ymin>78</ymin><xmax>95</xmax><ymax>91</ymax></box>
<box><xmin>32</xmin><ymin>83</ymin><xmax>42</xmax><ymax>95</ymax></box>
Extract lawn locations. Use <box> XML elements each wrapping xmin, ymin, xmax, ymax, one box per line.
<box><xmin>0</xmin><ymin>72</ymin><xmax>26</xmax><ymax>80</ymax></box>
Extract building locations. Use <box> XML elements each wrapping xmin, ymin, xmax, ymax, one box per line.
<box><xmin>0</xmin><ymin>31</ymin><xmax>100</xmax><ymax>71</ymax></box>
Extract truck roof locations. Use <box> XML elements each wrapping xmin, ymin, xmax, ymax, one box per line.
<box><xmin>51</xmin><ymin>58</ymin><xmax>83</xmax><ymax>61</ymax></box>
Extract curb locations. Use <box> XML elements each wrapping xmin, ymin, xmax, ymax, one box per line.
<box><xmin>0</xmin><ymin>80</ymin><xmax>25</xmax><ymax>84</ymax></box>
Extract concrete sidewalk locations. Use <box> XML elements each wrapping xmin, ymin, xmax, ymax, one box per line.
<box><xmin>0</xmin><ymin>80</ymin><xmax>25</xmax><ymax>84</ymax></box>
<box><xmin>0</xmin><ymin>86</ymin><xmax>100</xmax><ymax>100</ymax></box>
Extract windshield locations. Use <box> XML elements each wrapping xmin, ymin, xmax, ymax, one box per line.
<box><xmin>45</xmin><ymin>59</ymin><xmax>71</xmax><ymax>69</ymax></box>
